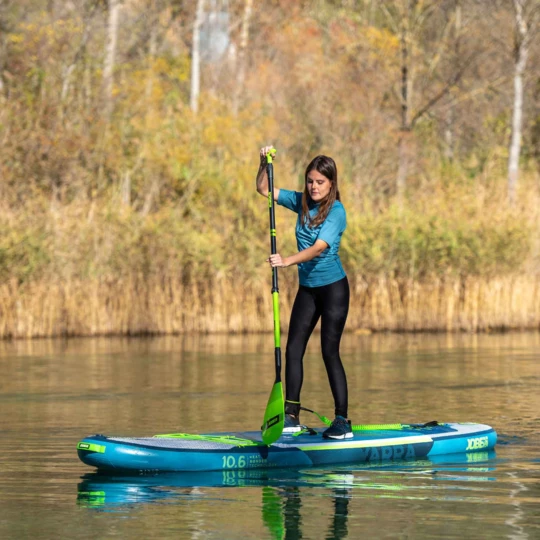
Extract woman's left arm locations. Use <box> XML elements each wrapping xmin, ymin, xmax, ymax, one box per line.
<box><xmin>267</xmin><ymin>240</ymin><xmax>328</xmax><ymax>268</ymax></box>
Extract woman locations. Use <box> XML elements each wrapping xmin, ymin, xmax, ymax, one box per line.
<box><xmin>256</xmin><ymin>146</ymin><xmax>352</xmax><ymax>439</ymax></box>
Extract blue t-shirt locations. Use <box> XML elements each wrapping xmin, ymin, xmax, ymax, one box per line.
<box><xmin>277</xmin><ymin>189</ymin><xmax>346</xmax><ymax>288</ymax></box>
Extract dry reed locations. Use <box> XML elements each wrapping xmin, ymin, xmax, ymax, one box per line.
<box><xmin>1</xmin><ymin>273</ymin><xmax>539</xmax><ymax>338</ymax></box>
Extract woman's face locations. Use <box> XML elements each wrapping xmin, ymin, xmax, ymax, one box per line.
<box><xmin>307</xmin><ymin>169</ymin><xmax>332</xmax><ymax>202</ymax></box>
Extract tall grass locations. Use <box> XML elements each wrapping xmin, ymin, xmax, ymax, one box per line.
<box><xmin>1</xmin><ymin>273</ymin><xmax>539</xmax><ymax>338</ymax></box>
<box><xmin>1</xmin><ymin>170</ymin><xmax>539</xmax><ymax>338</ymax></box>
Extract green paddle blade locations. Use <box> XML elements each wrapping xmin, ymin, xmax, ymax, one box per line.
<box><xmin>262</xmin><ymin>381</ymin><xmax>284</xmax><ymax>445</ymax></box>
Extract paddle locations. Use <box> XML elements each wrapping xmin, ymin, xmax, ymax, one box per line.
<box><xmin>261</xmin><ymin>148</ymin><xmax>285</xmax><ymax>445</ymax></box>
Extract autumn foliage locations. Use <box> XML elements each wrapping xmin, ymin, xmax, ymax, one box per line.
<box><xmin>0</xmin><ymin>1</ymin><xmax>539</xmax><ymax>336</ymax></box>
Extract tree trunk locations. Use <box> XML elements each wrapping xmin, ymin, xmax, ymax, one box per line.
<box><xmin>233</xmin><ymin>0</ymin><xmax>253</xmax><ymax>115</ymax></box>
<box><xmin>121</xmin><ymin>170</ymin><xmax>131</xmax><ymax>206</ymax></box>
<box><xmin>444</xmin><ymin>106</ymin><xmax>455</xmax><ymax>161</ymax></box>
<box><xmin>508</xmin><ymin>0</ymin><xmax>530</xmax><ymax>206</ymax></box>
<box><xmin>397</xmin><ymin>13</ymin><xmax>412</xmax><ymax>207</ymax></box>
<box><xmin>61</xmin><ymin>4</ymin><xmax>95</xmax><ymax>105</ymax></box>
<box><xmin>145</xmin><ymin>8</ymin><xmax>158</xmax><ymax>104</ymax></box>
<box><xmin>190</xmin><ymin>0</ymin><xmax>205</xmax><ymax>114</ymax></box>
<box><xmin>103</xmin><ymin>0</ymin><xmax>120</xmax><ymax>117</ymax></box>
<box><xmin>444</xmin><ymin>0</ymin><xmax>462</xmax><ymax>161</ymax></box>
<box><xmin>396</xmin><ymin>133</ymin><xmax>409</xmax><ymax>206</ymax></box>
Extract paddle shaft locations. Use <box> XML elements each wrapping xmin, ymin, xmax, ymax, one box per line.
<box><xmin>261</xmin><ymin>149</ymin><xmax>284</xmax><ymax>445</ymax></box>
<box><xmin>266</xmin><ymin>154</ymin><xmax>281</xmax><ymax>382</ymax></box>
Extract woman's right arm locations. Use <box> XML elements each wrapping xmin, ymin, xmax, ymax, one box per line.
<box><xmin>256</xmin><ymin>145</ymin><xmax>280</xmax><ymax>200</ymax></box>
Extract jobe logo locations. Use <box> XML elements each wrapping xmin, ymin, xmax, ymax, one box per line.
<box><xmin>466</xmin><ymin>436</ymin><xmax>488</xmax><ymax>451</ymax></box>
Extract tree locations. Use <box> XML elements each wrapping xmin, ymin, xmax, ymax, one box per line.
<box><xmin>103</xmin><ymin>0</ymin><xmax>121</xmax><ymax>117</ymax></box>
<box><xmin>381</xmin><ymin>0</ymin><xmax>476</xmax><ymax>206</ymax></box>
<box><xmin>507</xmin><ymin>0</ymin><xmax>539</xmax><ymax>205</ymax></box>
<box><xmin>232</xmin><ymin>0</ymin><xmax>253</xmax><ymax>115</ymax></box>
<box><xmin>61</xmin><ymin>1</ymin><xmax>97</xmax><ymax>105</ymax></box>
<box><xmin>0</xmin><ymin>0</ymin><xmax>21</xmax><ymax>97</ymax></box>
<box><xmin>443</xmin><ymin>0</ymin><xmax>463</xmax><ymax>161</ymax></box>
<box><xmin>190</xmin><ymin>0</ymin><xmax>205</xmax><ymax>114</ymax></box>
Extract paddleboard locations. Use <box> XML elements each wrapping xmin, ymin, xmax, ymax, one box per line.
<box><xmin>77</xmin><ymin>422</ymin><xmax>497</xmax><ymax>473</ymax></box>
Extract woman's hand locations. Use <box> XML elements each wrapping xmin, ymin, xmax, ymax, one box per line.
<box><xmin>257</xmin><ymin>145</ymin><xmax>280</xmax><ymax>199</ymax></box>
<box><xmin>266</xmin><ymin>253</ymin><xmax>289</xmax><ymax>268</ymax></box>
<box><xmin>260</xmin><ymin>145</ymin><xmax>275</xmax><ymax>165</ymax></box>
<box><xmin>267</xmin><ymin>241</ymin><xmax>327</xmax><ymax>268</ymax></box>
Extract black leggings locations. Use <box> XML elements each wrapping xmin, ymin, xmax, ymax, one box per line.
<box><xmin>284</xmin><ymin>276</ymin><xmax>350</xmax><ymax>418</ymax></box>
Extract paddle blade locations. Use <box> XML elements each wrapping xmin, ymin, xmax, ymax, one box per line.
<box><xmin>261</xmin><ymin>382</ymin><xmax>284</xmax><ymax>445</ymax></box>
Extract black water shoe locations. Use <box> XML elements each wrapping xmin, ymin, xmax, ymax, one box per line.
<box><xmin>322</xmin><ymin>416</ymin><xmax>353</xmax><ymax>439</ymax></box>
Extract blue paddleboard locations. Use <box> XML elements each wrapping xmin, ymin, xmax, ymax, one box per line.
<box><xmin>77</xmin><ymin>422</ymin><xmax>497</xmax><ymax>473</ymax></box>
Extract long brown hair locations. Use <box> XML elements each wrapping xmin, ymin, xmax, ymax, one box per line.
<box><xmin>301</xmin><ymin>155</ymin><xmax>340</xmax><ymax>228</ymax></box>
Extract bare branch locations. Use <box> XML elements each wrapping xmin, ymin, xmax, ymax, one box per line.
<box><xmin>410</xmin><ymin>51</ymin><xmax>478</xmax><ymax>128</ymax></box>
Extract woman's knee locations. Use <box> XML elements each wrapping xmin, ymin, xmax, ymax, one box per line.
<box><xmin>321</xmin><ymin>343</ymin><xmax>341</xmax><ymax>365</ymax></box>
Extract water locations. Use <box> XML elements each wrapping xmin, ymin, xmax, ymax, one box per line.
<box><xmin>0</xmin><ymin>332</ymin><xmax>538</xmax><ymax>539</ymax></box>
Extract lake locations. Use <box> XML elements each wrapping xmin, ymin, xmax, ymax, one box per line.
<box><xmin>0</xmin><ymin>332</ymin><xmax>538</xmax><ymax>539</ymax></box>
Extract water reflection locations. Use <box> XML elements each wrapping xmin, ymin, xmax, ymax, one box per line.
<box><xmin>2</xmin><ymin>332</ymin><xmax>539</xmax><ymax>538</ymax></box>
<box><xmin>2</xmin><ymin>332</ymin><xmax>538</xmax><ymax>439</ymax></box>
<box><xmin>261</xmin><ymin>485</ymin><xmax>350</xmax><ymax>540</ymax></box>
<box><xmin>78</xmin><ymin>452</ymin><xmax>497</xmax><ymax>539</ymax></box>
